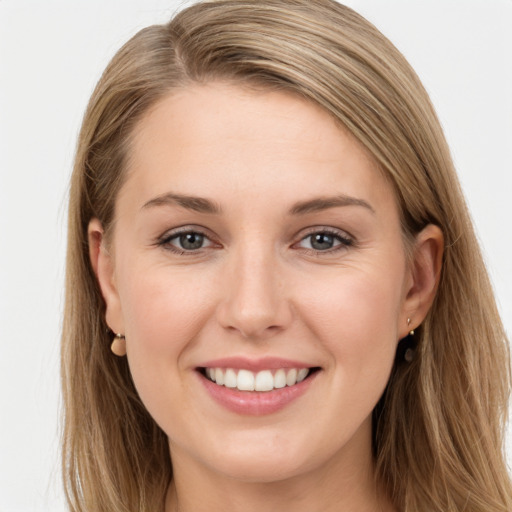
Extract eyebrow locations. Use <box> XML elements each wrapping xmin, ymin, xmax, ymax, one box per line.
<box><xmin>142</xmin><ymin>192</ymin><xmax>222</xmax><ymax>214</ymax></box>
<box><xmin>289</xmin><ymin>195</ymin><xmax>375</xmax><ymax>215</ymax></box>
<box><xmin>141</xmin><ymin>192</ymin><xmax>374</xmax><ymax>216</ymax></box>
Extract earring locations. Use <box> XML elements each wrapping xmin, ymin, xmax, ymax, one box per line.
<box><xmin>395</xmin><ymin>319</ymin><xmax>416</xmax><ymax>363</ymax></box>
<box><xmin>403</xmin><ymin>318</ymin><xmax>415</xmax><ymax>363</ymax></box>
<box><xmin>407</xmin><ymin>317</ymin><xmax>415</xmax><ymax>336</ymax></box>
<box><xmin>111</xmin><ymin>333</ymin><xmax>127</xmax><ymax>357</ymax></box>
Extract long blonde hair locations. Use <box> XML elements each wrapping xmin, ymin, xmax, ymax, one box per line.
<box><xmin>61</xmin><ymin>1</ymin><xmax>512</xmax><ymax>510</ymax></box>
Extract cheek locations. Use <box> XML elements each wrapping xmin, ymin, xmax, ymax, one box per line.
<box><xmin>116</xmin><ymin>262</ymin><xmax>218</xmax><ymax>401</ymax></box>
<box><xmin>119</xmin><ymin>260</ymin><xmax>214</xmax><ymax>345</ymax></box>
<box><xmin>117</xmin><ymin>266</ymin><xmax>219</xmax><ymax>428</ymax></box>
<box><xmin>297</xmin><ymin>263</ymin><xmax>404</xmax><ymax>368</ymax></box>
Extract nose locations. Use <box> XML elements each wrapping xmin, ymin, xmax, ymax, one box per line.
<box><xmin>216</xmin><ymin>244</ymin><xmax>293</xmax><ymax>340</ymax></box>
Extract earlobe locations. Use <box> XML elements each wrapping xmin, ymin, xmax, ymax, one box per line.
<box><xmin>87</xmin><ymin>218</ymin><xmax>124</xmax><ymax>334</ymax></box>
<box><xmin>401</xmin><ymin>224</ymin><xmax>444</xmax><ymax>338</ymax></box>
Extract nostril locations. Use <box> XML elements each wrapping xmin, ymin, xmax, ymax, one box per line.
<box><xmin>222</xmin><ymin>319</ymin><xmax>285</xmax><ymax>340</ymax></box>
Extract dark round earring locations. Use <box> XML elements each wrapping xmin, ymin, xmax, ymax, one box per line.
<box><xmin>396</xmin><ymin>318</ymin><xmax>416</xmax><ymax>363</ymax></box>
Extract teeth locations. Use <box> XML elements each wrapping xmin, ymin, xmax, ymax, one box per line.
<box><xmin>215</xmin><ymin>368</ymin><xmax>224</xmax><ymax>385</ymax></box>
<box><xmin>286</xmin><ymin>368</ymin><xmax>297</xmax><ymax>386</ymax></box>
<box><xmin>237</xmin><ymin>369</ymin><xmax>255</xmax><ymax>391</ymax></box>
<box><xmin>297</xmin><ymin>368</ymin><xmax>309</xmax><ymax>382</ymax></box>
<box><xmin>205</xmin><ymin>367</ymin><xmax>311</xmax><ymax>392</ymax></box>
<box><xmin>224</xmin><ymin>368</ymin><xmax>237</xmax><ymax>388</ymax></box>
<box><xmin>274</xmin><ymin>369</ymin><xmax>286</xmax><ymax>389</ymax></box>
<box><xmin>254</xmin><ymin>370</ymin><xmax>273</xmax><ymax>391</ymax></box>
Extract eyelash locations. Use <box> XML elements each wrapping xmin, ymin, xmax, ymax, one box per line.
<box><xmin>156</xmin><ymin>226</ymin><xmax>354</xmax><ymax>255</ymax></box>
<box><xmin>295</xmin><ymin>228</ymin><xmax>354</xmax><ymax>255</ymax></box>
<box><xmin>157</xmin><ymin>227</ymin><xmax>217</xmax><ymax>255</ymax></box>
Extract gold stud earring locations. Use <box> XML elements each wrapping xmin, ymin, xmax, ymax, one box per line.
<box><xmin>407</xmin><ymin>317</ymin><xmax>415</xmax><ymax>336</ymax></box>
<box><xmin>111</xmin><ymin>333</ymin><xmax>127</xmax><ymax>357</ymax></box>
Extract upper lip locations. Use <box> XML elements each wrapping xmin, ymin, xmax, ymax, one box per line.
<box><xmin>198</xmin><ymin>356</ymin><xmax>316</xmax><ymax>372</ymax></box>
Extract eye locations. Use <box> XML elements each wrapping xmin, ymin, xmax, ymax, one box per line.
<box><xmin>296</xmin><ymin>230</ymin><xmax>353</xmax><ymax>252</ymax></box>
<box><xmin>159</xmin><ymin>230</ymin><xmax>215</xmax><ymax>253</ymax></box>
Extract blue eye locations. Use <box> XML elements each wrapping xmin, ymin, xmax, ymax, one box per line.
<box><xmin>298</xmin><ymin>231</ymin><xmax>352</xmax><ymax>252</ymax></box>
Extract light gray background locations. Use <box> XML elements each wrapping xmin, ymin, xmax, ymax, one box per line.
<box><xmin>1</xmin><ymin>1</ymin><xmax>511</xmax><ymax>510</ymax></box>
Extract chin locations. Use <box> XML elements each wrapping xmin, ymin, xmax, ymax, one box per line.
<box><xmin>181</xmin><ymin>423</ymin><xmax>352</xmax><ymax>484</ymax></box>
<box><xmin>205</xmin><ymin>448</ymin><xmax>317</xmax><ymax>484</ymax></box>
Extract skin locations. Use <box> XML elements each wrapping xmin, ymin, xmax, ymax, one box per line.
<box><xmin>89</xmin><ymin>83</ymin><xmax>443</xmax><ymax>512</ymax></box>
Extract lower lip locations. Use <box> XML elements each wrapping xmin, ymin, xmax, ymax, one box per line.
<box><xmin>198</xmin><ymin>371</ymin><xmax>318</xmax><ymax>416</ymax></box>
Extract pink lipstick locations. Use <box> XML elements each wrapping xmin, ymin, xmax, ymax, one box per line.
<box><xmin>197</xmin><ymin>357</ymin><xmax>320</xmax><ymax>415</ymax></box>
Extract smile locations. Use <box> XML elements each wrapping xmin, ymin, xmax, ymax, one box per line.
<box><xmin>197</xmin><ymin>358</ymin><xmax>321</xmax><ymax>415</ymax></box>
<box><xmin>204</xmin><ymin>367</ymin><xmax>311</xmax><ymax>392</ymax></box>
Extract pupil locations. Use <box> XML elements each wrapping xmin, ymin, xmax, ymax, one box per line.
<box><xmin>180</xmin><ymin>233</ymin><xmax>204</xmax><ymax>250</ymax></box>
<box><xmin>311</xmin><ymin>233</ymin><xmax>333</xmax><ymax>250</ymax></box>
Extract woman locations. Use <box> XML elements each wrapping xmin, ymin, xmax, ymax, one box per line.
<box><xmin>61</xmin><ymin>1</ymin><xmax>512</xmax><ymax>511</ymax></box>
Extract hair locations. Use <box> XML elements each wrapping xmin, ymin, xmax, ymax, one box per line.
<box><xmin>61</xmin><ymin>1</ymin><xmax>512</xmax><ymax>511</ymax></box>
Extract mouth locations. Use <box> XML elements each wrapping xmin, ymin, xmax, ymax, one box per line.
<box><xmin>199</xmin><ymin>366</ymin><xmax>321</xmax><ymax>392</ymax></box>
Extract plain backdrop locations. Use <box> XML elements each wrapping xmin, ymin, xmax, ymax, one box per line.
<box><xmin>1</xmin><ymin>1</ymin><xmax>511</xmax><ymax>510</ymax></box>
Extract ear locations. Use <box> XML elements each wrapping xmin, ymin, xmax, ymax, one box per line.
<box><xmin>399</xmin><ymin>224</ymin><xmax>444</xmax><ymax>338</ymax></box>
<box><xmin>88</xmin><ymin>218</ymin><xmax>124</xmax><ymax>335</ymax></box>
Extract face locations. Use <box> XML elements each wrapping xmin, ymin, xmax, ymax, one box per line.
<box><xmin>94</xmin><ymin>83</ymin><xmax>420</xmax><ymax>484</ymax></box>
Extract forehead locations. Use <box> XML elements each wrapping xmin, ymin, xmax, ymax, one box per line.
<box><xmin>122</xmin><ymin>82</ymin><xmax>394</xmax><ymax>214</ymax></box>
